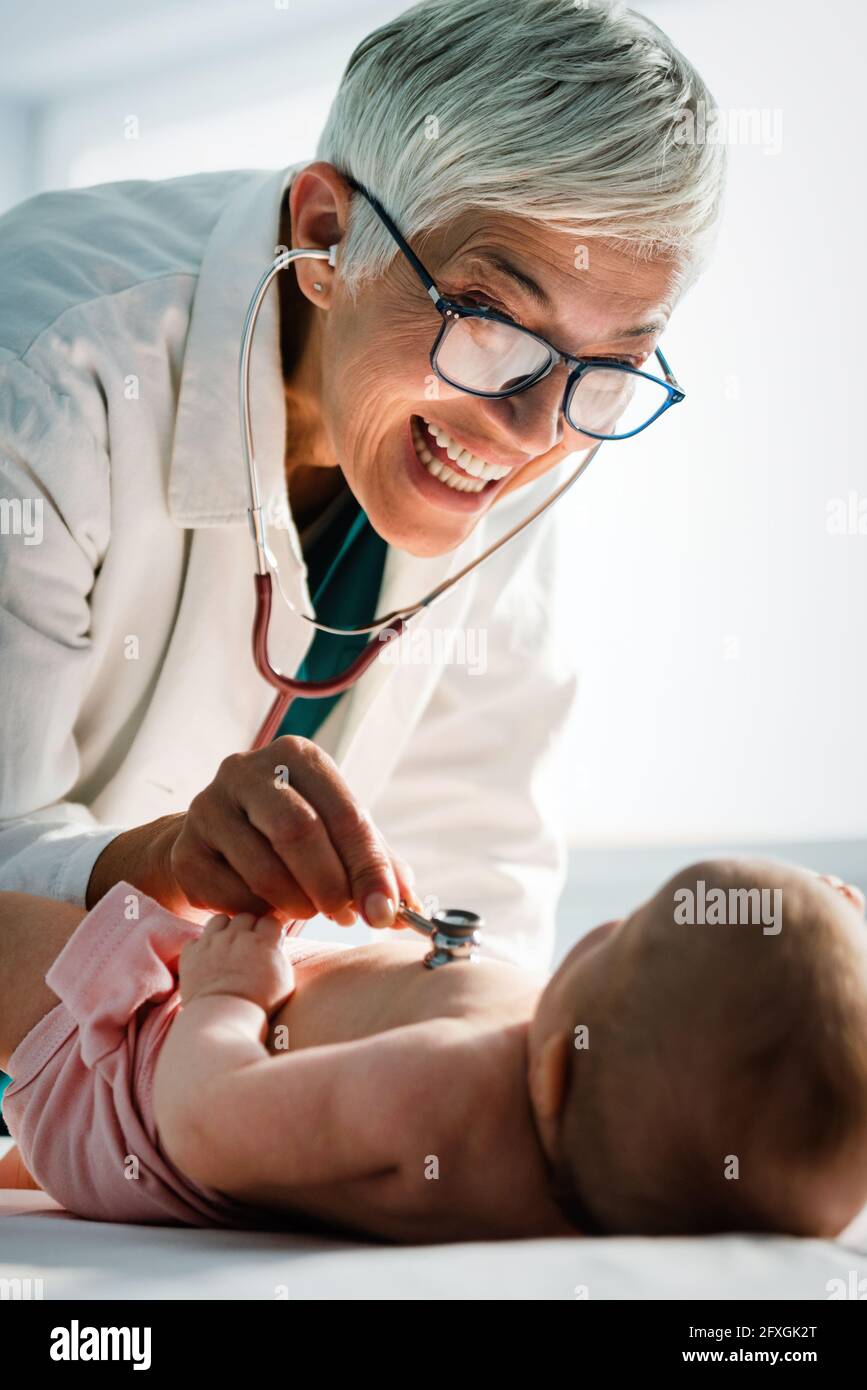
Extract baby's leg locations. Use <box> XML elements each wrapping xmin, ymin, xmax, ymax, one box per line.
<box><xmin>0</xmin><ymin>890</ymin><xmax>86</xmax><ymax>1072</ymax></box>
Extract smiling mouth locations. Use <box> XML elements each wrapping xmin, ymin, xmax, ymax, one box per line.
<box><xmin>409</xmin><ymin>416</ymin><xmax>515</xmax><ymax>494</ymax></box>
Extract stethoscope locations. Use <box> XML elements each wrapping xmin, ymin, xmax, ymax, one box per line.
<box><xmin>241</xmin><ymin>245</ymin><xmax>604</xmax><ymax>966</ymax></box>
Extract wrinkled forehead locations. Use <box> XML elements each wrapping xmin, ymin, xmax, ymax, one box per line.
<box><xmin>420</xmin><ymin>208</ymin><xmax>685</xmax><ymax>349</ymax></box>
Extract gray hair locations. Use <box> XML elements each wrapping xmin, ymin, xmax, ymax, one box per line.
<box><xmin>316</xmin><ymin>0</ymin><xmax>726</xmax><ymax>301</ymax></box>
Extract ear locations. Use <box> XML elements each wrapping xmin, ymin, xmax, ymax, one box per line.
<box><xmin>531</xmin><ymin>1029</ymin><xmax>573</xmax><ymax>1121</ymax></box>
<box><xmin>287</xmin><ymin>162</ymin><xmax>352</xmax><ymax>305</ymax></box>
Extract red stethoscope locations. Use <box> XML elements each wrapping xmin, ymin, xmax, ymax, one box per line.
<box><xmin>240</xmin><ymin>244</ymin><xmax>604</xmax><ymax>754</ymax></box>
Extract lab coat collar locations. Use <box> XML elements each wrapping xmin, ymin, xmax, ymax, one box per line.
<box><xmin>169</xmin><ymin>163</ymin><xmax>304</xmax><ymax>531</ymax></box>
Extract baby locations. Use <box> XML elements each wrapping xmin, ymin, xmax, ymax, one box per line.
<box><xmin>2</xmin><ymin>858</ymin><xmax>866</xmax><ymax>1241</ymax></box>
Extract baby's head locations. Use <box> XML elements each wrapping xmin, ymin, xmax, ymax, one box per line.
<box><xmin>528</xmin><ymin>859</ymin><xmax>867</xmax><ymax>1237</ymax></box>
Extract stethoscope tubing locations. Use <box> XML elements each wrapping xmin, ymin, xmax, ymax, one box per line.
<box><xmin>250</xmin><ymin>576</ymin><xmax>408</xmax><ymax>749</ymax></box>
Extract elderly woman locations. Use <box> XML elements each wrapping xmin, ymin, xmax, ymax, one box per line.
<box><xmin>0</xmin><ymin>0</ymin><xmax>725</xmax><ymax>985</ymax></box>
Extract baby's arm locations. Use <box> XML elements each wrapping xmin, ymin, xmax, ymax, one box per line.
<box><xmin>153</xmin><ymin>913</ymin><xmax>403</xmax><ymax>1201</ymax></box>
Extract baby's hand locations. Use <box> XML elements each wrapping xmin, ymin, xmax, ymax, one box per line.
<box><xmin>179</xmin><ymin>912</ymin><xmax>296</xmax><ymax>1015</ymax></box>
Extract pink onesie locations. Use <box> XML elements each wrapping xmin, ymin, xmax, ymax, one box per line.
<box><xmin>4</xmin><ymin>879</ymin><xmax>349</xmax><ymax>1226</ymax></box>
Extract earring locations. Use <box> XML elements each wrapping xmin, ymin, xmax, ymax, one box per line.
<box><xmin>313</xmin><ymin>282</ymin><xmax>324</xmax><ymax>292</ymax></box>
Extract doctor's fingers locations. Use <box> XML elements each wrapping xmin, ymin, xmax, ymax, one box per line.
<box><xmin>169</xmin><ymin>817</ymin><xmax>317</xmax><ymax>919</ymax></box>
<box><xmin>216</xmin><ymin>794</ymin><xmax>352</xmax><ymax>919</ymax></box>
<box><xmin>254</xmin><ymin>737</ymin><xmax>400</xmax><ymax>928</ymax></box>
<box><xmin>382</xmin><ymin>841</ymin><xmax>423</xmax><ymax>923</ymax></box>
<box><xmin>175</xmin><ymin>847</ymin><xmax>299</xmax><ymax>919</ymax></box>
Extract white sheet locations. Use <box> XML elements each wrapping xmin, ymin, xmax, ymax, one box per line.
<box><xmin>3</xmin><ymin>1187</ymin><xmax>866</xmax><ymax>1300</ymax></box>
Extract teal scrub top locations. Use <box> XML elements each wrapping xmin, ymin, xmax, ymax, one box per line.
<box><xmin>275</xmin><ymin>488</ymin><xmax>388</xmax><ymax>742</ymax></box>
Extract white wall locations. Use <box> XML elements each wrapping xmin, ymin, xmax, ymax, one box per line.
<box><xmin>554</xmin><ymin>0</ymin><xmax>867</xmax><ymax>846</ymax></box>
<box><xmin>0</xmin><ymin>0</ymin><xmax>863</xmax><ymax>849</ymax></box>
<box><xmin>0</xmin><ymin>99</ymin><xmax>38</xmax><ymax>211</ymax></box>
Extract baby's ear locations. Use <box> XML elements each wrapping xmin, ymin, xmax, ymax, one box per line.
<box><xmin>531</xmin><ymin>1029</ymin><xmax>573</xmax><ymax>1121</ymax></box>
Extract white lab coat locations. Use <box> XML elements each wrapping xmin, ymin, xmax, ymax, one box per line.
<box><xmin>0</xmin><ymin>165</ymin><xmax>578</xmax><ymax>971</ymax></box>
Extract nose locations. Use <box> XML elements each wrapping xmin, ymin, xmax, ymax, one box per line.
<box><xmin>477</xmin><ymin>365</ymin><xmax>568</xmax><ymax>459</ymax></box>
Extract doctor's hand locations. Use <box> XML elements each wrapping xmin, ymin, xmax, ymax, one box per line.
<box><xmin>87</xmin><ymin>736</ymin><xmax>420</xmax><ymax>929</ymax></box>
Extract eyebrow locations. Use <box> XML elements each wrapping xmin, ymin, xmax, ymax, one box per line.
<box><xmin>617</xmin><ymin>319</ymin><xmax>667</xmax><ymax>339</ymax></box>
<box><xmin>472</xmin><ymin>251</ymin><xmax>552</xmax><ymax>308</ymax></box>
<box><xmin>472</xmin><ymin>252</ymin><xmax>666</xmax><ymax>340</ymax></box>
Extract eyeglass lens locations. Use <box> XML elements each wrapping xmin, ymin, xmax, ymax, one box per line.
<box><xmin>435</xmin><ymin>315</ymin><xmax>670</xmax><ymax>438</ymax></box>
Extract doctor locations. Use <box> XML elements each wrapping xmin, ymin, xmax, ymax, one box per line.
<box><xmin>0</xmin><ymin>0</ymin><xmax>724</xmax><ymax>970</ymax></box>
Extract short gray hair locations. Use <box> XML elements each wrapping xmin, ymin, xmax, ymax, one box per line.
<box><xmin>316</xmin><ymin>0</ymin><xmax>726</xmax><ymax>300</ymax></box>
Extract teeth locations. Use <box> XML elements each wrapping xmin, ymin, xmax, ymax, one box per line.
<box><xmin>411</xmin><ymin>420</ymin><xmax>488</xmax><ymax>493</ymax></box>
<box><xmin>421</xmin><ymin>419</ymin><xmax>512</xmax><ymax>481</ymax></box>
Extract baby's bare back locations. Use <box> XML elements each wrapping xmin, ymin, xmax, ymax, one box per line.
<box><xmin>268</xmin><ymin>934</ymin><xmax>544</xmax><ymax>1055</ymax></box>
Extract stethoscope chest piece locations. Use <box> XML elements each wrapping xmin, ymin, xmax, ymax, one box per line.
<box><xmin>396</xmin><ymin>901</ymin><xmax>484</xmax><ymax>969</ymax></box>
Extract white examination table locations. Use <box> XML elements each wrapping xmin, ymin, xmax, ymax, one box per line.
<box><xmin>2</xmin><ymin>1156</ymin><xmax>866</xmax><ymax>1301</ymax></box>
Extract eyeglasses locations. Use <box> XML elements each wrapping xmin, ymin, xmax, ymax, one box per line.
<box><xmin>344</xmin><ymin>175</ymin><xmax>685</xmax><ymax>442</ymax></box>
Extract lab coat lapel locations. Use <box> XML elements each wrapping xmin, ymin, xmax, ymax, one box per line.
<box><xmin>90</xmin><ymin>507</ymin><xmax>314</xmax><ymax>824</ymax></box>
<box><xmin>167</xmin><ymin>164</ymin><xmax>304</xmax><ymax>527</ymax></box>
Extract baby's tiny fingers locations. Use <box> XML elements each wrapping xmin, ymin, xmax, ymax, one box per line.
<box><xmin>202</xmin><ymin>913</ymin><xmax>231</xmax><ymax>936</ymax></box>
<box><xmin>226</xmin><ymin>911</ymin><xmax>260</xmax><ymax>933</ymax></box>
<box><xmin>253</xmin><ymin>913</ymin><xmax>286</xmax><ymax>944</ymax></box>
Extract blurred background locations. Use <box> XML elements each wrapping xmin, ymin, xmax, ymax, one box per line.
<box><xmin>0</xmin><ymin>0</ymin><xmax>864</xmax><ymax>957</ymax></box>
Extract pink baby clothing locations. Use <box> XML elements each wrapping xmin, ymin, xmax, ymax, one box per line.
<box><xmin>4</xmin><ymin>879</ymin><xmax>347</xmax><ymax>1226</ymax></box>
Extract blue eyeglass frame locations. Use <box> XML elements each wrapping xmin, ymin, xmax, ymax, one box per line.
<box><xmin>343</xmin><ymin>174</ymin><xmax>686</xmax><ymax>441</ymax></box>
